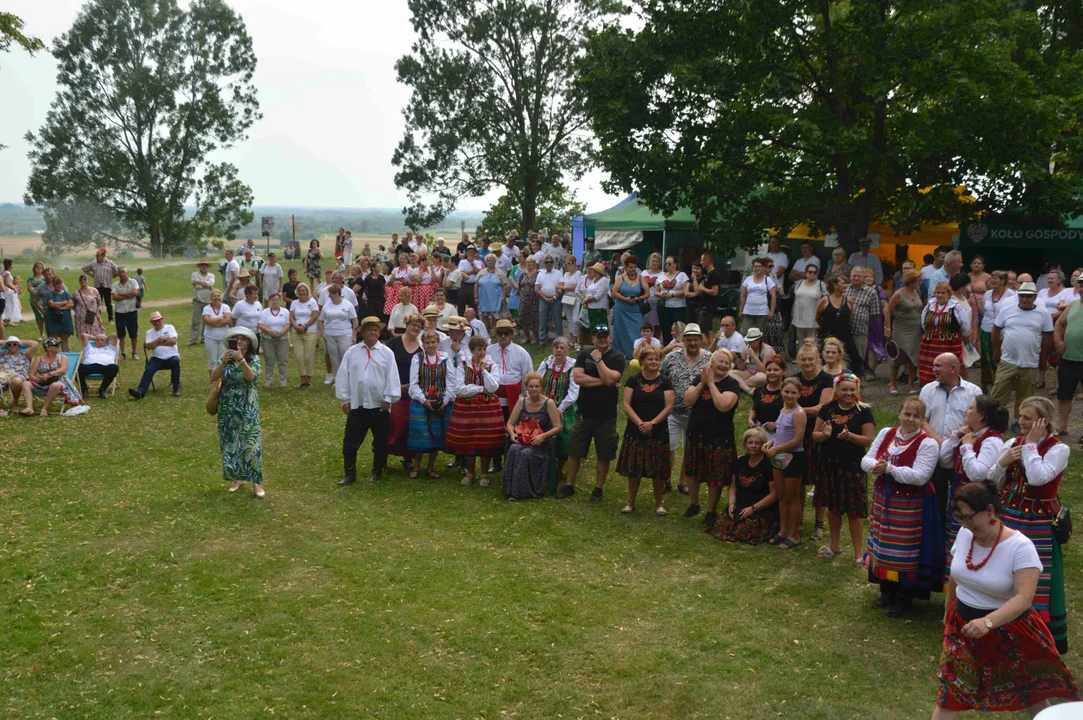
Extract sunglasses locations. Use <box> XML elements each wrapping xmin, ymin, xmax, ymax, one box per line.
<box><xmin>496</xmin><ymin>330</ymin><xmax>512</xmax><ymax>336</ymax></box>
<box><xmin>952</xmin><ymin>510</ymin><xmax>979</xmax><ymax>525</ymax></box>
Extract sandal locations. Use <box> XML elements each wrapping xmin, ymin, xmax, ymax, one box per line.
<box><xmin>19</xmin><ymin>407</ymin><xmax>34</xmax><ymax>417</ymax></box>
<box><xmin>818</xmin><ymin>546</ymin><xmax>841</xmax><ymax>559</ymax></box>
<box><xmin>778</xmin><ymin>538</ymin><xmax>799</xmax><ymax>549</ymax></box>
<box><xmin>810</xmin><ymin>523</ymin><xmax>824</xmax><ymax>541</ymax></box>
<box><xmin>888</xmin><ymin>386</ymin><xmax>898</xmax><ymax>396</ymax></box>
<box><xmin>428</xmin><ymin>472</ymin><xmax>440</xmax><ymax>479</ymax></box>
<box><xmin>1035</xmin><ymin>381</ymin><xmax>1046</xmax><ymax>389</ymax></box>
<box><xmin>768</xmin><ymin>533</ymin><xmax>784</xmax><ymax>546</ymax></box>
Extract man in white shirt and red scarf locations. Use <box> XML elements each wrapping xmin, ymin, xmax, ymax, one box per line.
<box><xmin>336</xmin><ymin>317</ymin><xmax>402</xmax><ymax>485</ymax></box>
<box><xmin>486</xmin><ymin>318</ymin><xmax>532</xmax><ymax>472</ymax></box>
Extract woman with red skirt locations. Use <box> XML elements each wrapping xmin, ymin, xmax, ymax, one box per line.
<box><xmin>919</xmin><ymin>282</ymin><xmax>971</xmax><ymax>386</ymax></box>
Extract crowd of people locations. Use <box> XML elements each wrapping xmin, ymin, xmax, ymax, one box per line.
<box><xmin>1</xmin><ymin>231</ymin><xmax>1080</xmax><ymax>717</ymax></box>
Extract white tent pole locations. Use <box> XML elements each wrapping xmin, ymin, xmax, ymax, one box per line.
<box><xmin>662</xmin><ymin>228</ymin><xmax>667</xmax><ymax>263</ymax></box>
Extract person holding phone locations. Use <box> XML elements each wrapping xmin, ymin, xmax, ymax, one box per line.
<box><xmin>213</xmin><ymin>327</ymin><xmax>263</xmax><ymax>497</ymax></box>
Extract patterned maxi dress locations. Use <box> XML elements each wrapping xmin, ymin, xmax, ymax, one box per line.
<box><xmin>517</xmin><ymin>271</ymin><xmax>539</xmax><ymax>335</ymax></box>
<box><xmin>218</xmin><ymin>355</ymin><xmax>263</xmax><ymax>484</ymax></box>
<box><xmin>73</xmin><ymin>287</ymin><xmax>106</xmax><ymax>339</ymax></box>
<box><xmin>27</xmin><ymin>276</ymin><xmax>46</xmax><ymax>326</ymax></box>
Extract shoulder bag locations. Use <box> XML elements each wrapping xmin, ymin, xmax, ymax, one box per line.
<box><xmin>205</xmin><ymin>379</ymin><xmax>222</xmax><ymax>416</ymax></box>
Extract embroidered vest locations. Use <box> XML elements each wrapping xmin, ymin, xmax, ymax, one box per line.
<box><xmin>875</xmin><ymin>428</ymin><xmax>927</xmax><ymax>473</ymax></box>
<box><xmin>1003</xmin><ymin>434</ymin><xmax>1063</xmax><ymax>507</ymax></box>
<box><xmin>542</xmin><ymin>359</ymin><xmax>571</xmax><ymax>403</ymax></box>
<box><xmin>419</xmin><ymin>356</ymin><xmax>447</xmax><ymax>400</ymax></box>
<box><xmin>463</xmin><ymin>362</ymin><xmax>496</xmax><ymax>400</ymax></box>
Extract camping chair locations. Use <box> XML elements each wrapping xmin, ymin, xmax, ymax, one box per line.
<box><xmin>143</xmin><ymin>344</ymin><xmax>156</xmax><ymax>392</ymax></box>
<box><xmin>31</xmin><ymin>350</ymin><xmax>82</xmax><ymax>414</ymax></box>
<box><xmin>82</xmin><ymin>340</ymin><xmax>119</xmax><ymax>396</ymax></box>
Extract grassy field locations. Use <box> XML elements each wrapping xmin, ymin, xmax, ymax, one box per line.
<box><xmin>2</xmin><ymin>264</ymin><xmax>1082</xmax><ymax>719</ymax></box>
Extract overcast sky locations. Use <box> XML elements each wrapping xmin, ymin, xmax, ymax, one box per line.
<box><xmin>0</xmin><ymin>0</ymin><xmax>624</xmax><ymax>213</ymax></box>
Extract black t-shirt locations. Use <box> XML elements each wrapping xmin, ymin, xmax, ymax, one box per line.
<box><xmin>282</xmin><ymin>281</ymin><xmax>299</xmax><ymax>302</ymax></box>
<box><xmin>751</xmin><ymin>384</ymin><xmax>784</xmax><ymax>425</ymax></box>
<box><xmin>387</xmin><ymin>336</ymin><xmax>420</xmax><ymax>386</ymax></box>
<box><xmin>364</xmin><ymin>274</ymin><xmax>386</xmax><ymax>304</ymax></box>
<box><xmin>687</xmin><ymin>375</ymin><xmax>741</xmax><ymax>444</ymax></box>
<box><xmin>700</xmin><ymin>268</ymin><xmax>722</xmax><ymax>314</ymax></box>
<box><xmin>797</xmin><ymin>371</ymin><xmax>834</xmax><ymax>440</ymax></box>
<box><xmin>733</xmin><ymin>455</ymin><xmax>775</xmax><ymax>512</ymax></box>
<box><xmin>817</xmin><ymin>401</ymin><xmax>875</xmax><ymax>469</ymax></box>
<box><xmin>394</xmin><ymin>243</ymin><xmax>412</xmax><ymax>259</ymax></box>
<box><xmin>624</xmin><ymin>372</ymin><xmax>673</xmax><ymax>442</ymax></box>
<box><xmin>575</xmin><ymin>348</ymin><xmax>626</xmax><ymax>421</ymax></box>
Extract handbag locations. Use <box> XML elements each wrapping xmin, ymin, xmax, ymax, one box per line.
<box><xmin>513</xmin><ymin>416</ymin><xmax>543</xmax><ymax>445</ymax></box>
<box><xmin>205</xmin><ymin>380</ymin><xmax>222</xmax><ymax>416</ymax></box>
<box><xmin>561</xmin><ymin>293</ymin><xmax>577</xmax><ymax>306</ymax></box>
<box><xmin>1053</xmin><ymin>504</ymin><xmax>1072</xmax><ymax>545</ymax></box>
<box><xmin>85</xmin><ymin>309</ymin><xmax>97</xmax><ymax>325</ymax></box>
<box><xmin>769</xmin><ymin>452</ymin><xmax>793</xmax><ymax>470</ymax></box>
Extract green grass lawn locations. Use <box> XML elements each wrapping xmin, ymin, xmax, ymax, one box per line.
<box><xmin>3</xmin><ymin>285</ymin><xmax>1082</xmax><ymax>718</ymax></box>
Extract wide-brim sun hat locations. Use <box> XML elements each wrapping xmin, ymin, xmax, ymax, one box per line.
<box><xmin>682</xmin><ymin>323</ymin><xmax>703</xmax><ymax>337</ymax></box>
<box><xmin>442</xmin><ymin>315</ymin><xmax>468</xmax><ymax>331</ymax></box>
<box><xmin>360</xmin><ymin>316</ymin><xmax>386</xmax><ymax>329</ymax></box>
<box><xmin>5</xmin><ymin>336</ymin><xmax>22</xmax><ymax>345</ymax></box>
<box><xmin>590</xmin><ymin>262</ymin><xmax>606</xmax><ymax>274</ymax></box>
<box><xmin>224</xmin><ymin>326</ymin><xmax>260</xmax><ymax>353</ymax></box>
<box><xmin>744</xmin><ymin>327</ymin><xmax>764</xmax><ymax>343</ymax></box>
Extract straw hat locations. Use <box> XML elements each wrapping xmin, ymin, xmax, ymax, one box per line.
<box><xmin>224</xmin><ymin>326</ymin><xmax>260</xmax><ymax>353</ymax></box>
<box><xmin>360</xmin><ymin>316</ymin><xmax>386</xmax><ymax>329</ymax></box>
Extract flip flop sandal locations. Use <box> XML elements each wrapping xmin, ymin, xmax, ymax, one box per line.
<box><xmin>768</xmin><ymin>533</ymin><xmax>784</xmax><ymax>545</ymax></box>
<box><xmin>778</xmin><ymin>538</ymin><xmax>799</xmax><ymax>549</ymax></box>
<box><xmin>818</xmin><ymin>546</ymin><xmax>840</xmax><ymax>559</ymax></box>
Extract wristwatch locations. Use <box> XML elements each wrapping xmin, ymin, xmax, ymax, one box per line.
<box><xmin>983</xmin><ymin>618</ymin><xmax>993</xmax><ymax>630</ymax></box>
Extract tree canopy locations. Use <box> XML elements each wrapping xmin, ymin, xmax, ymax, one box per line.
<box><xmin>393</xmin><ymin>0</ymin><xmax>620</xmax><ymax>234</ymax></box>
<box><xmin>578</xmin><ymin>0</ymin><xmax>1083</xmax><ymax>253</ymax></box>
<box><xmin>24</xmin><ymin>0</ymin><xmax>260</xmax><ymax>257</ymax></box>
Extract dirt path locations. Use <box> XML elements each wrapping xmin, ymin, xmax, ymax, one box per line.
<box><xmin>140</xmin><ymin>296</ymin><xmax>195</xmax><ymax>309</ymax></box>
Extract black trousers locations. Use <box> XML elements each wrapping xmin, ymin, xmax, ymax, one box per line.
<box><xmin>78</xmin><ymin>363</ymin><xmax>119</xmax><ymax>394</ymax></box>
<box><xmin>932</xmin><ymin>464</ymin><xmax>953</xmax><ymax>530</ymax></box>
<box><xmin>343</xmin><ymin>407</ymin><xmax>390</xmax><ymax>475</ymax></box>
<box><xmin>97</xmin><ymin>286</ymin><xmax>113</xmax><ymax>321</ymax></box>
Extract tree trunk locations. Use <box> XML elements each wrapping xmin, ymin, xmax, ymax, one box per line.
<box><xmin>521</xmin><ymin>174</ymin><xmax>538</xmax><ymax>235</ymax></box>
<box><xmin>149</xmin><ymin>222</ymin><xmax>163</xmax><ymax>258</ymax></box>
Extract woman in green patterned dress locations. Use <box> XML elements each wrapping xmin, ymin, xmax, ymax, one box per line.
<box><xmin>537</xmin><ymin>336</ymin><xmax>579</xmax><ymax>482</ymax></box>
<box><xmin>212</xmin><ymin>327</ymin><xmax>264</xmax><ymax>497</ymax></box>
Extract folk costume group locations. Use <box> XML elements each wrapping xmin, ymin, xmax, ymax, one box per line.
<box><xmin>334</xmin><ymin>310</ymin><xmax>1079</xmax><ymax>717</ymax></box>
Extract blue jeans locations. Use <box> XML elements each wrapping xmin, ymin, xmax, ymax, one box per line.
<box><xmin>538</xmin><ymin>298</ymin><xmax>560</xmax><ymax>344</ymax></box>
<box><xmin>137</xmin><ymin>356</ymin><xmax>181</xmax><ymax>394</ymax></box>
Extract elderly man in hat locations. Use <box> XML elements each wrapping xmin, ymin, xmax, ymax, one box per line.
<box><xmin>555</xmin><ymin>323</ymin><xmax>626</xmax><ymax>500</ymax></box>
<box><xmin>847</xmin><ymin>237</ymin><xmax>884</xmax><ymax>285</ymax></box>
<box><xmin>337</xmin><ymin>316</ymin><xmax>401</xmax><ymax>485</ymax></box>
<box><xmin>190</xmin><ymin>259</ymin><xmax>216</xmax><ymax>345</ymax></box>
<box><xmin>129</xmin><ymin>312</ymin><xmax>181</xmax><ymax>398</ymax></box>
<box><xmin>486</xmin><ymin>318</ymin><xmax>533</xmax><ymax>472</ymax></box>
<box><xmin>440</xmin><ymin>315</ymin><xmax>470</xmax><ymax>363</ymax></box>
<box><xmin>660</xmin><ymin>322</ymin><xmax>710</xmax><ymax>494</ymax></box>
<box><xmin>992</xmin><ymin>281</ymin><xmax>1053</xmax><ymax>429</ymax></box>
<box><xmin>82</xmin><ymin>248</ymin><xmax>119</xmax><ymax>323</ymax></box>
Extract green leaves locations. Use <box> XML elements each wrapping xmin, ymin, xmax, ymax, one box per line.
<box><xmin>579</xmin><ymin>0</ymin><xmax>1083</xmax><ymax>254</ymax></box>
<box><xmin>23</xmin><ymin>0</ymin><xmax>261</xmax><ymax>257</ymax></box>
<box><xmin>394</xmin><ymin>0</ymin><xmax>620</xmax><ymax>232</ymax></box>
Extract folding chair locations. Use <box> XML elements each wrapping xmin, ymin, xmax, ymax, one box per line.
<box><xmin>143</xmin><ymin>344</ymin><xmax>156</xmax><ymax>392</ymax></box>
<box><xmin>31</xmin><ymin>350</ymin><xmax>82</xmax><ymax>413</ymax></box>
<box><xmin>82</xmin><ymin>341</ymin><xmax>119</xmax><ymax>396</ymax></box>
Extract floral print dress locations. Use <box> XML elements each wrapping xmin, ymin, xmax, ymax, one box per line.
<box><xmin>218</xmin><ymin>355</ymin><xmax>263</xmax><ymax>484</ymax></box>
<box><xmin>73</xmin><ymin>287</ymin><xmax>106</xmax><ymax>338</ymax></box>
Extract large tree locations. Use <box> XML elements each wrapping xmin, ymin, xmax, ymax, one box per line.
<box><xmin>1</xmin><ymin>12</ymin><xmax>45</xmax><ymax>150</ymax></box>
<box><xmin>24</xmin><ymin>0</ymin><xmax>260</xmax><ymax>257</ymax></box>
<box><xmin>476</xmin><ymin>182</ymin><xmax>585</xmax><ymax>241</ymax></box>
<box><xmin>578</xmin><ymin>0</ymin><xmax>1083</xmax><ymax>254</ymax></box>
<box><xmin>393</xmin><ymin>0</ymin><xmax>620</xmax><ymax>233</ymax></box>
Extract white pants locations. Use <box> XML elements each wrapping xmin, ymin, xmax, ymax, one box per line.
<box><xmin>325</xmin><ymin>334</ymin><xmax>352</xmax><ymax>376</ymax></box>
<box><xmin>667</xmin><ymin>414</ymin><xmax>689</xmax><ymax>451</ymax></box>
<box><xmin>205</xmin><ymin>337</ymin><xmax>227</xmax><ymax>371</ymax></box>
<box><xmin>262</xmin><ymin>335</ymin><xmax>290</xmax><ymax>384</ymax></box>
<box><xmin>562</xmin><ymin>301</ymin><xmax>581</xmax><ymax>338</ymax></box>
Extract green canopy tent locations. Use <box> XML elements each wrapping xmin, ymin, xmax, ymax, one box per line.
<box><xmin>578</xmin><ymin>193</ymin><xmax>700</xmax><ymax>266</ymax></box>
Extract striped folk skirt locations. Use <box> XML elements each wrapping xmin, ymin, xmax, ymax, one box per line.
<box><xmin>388</xmin><ymin>396</ymin><xmax>413</xmax><ymax>458</ymax></box>
<box><xmin>445</xmin><ymin>394</ymin><xmax>506</xmax><ymax>457</ymax></box>
<box><xmin>866</xmin><ymin>477</ymin><xmax>943</xmax><ymax>599</ymax></box>
<box><xmin>919</xmin><ymin>334</ymin><xmax>964</xmax><ymax>386</ymax></box>
<box><xmin>407</xmin><ymin>400</ymin><xmax>451</xmax><ymax>452</ymax></box>
<box><xmin>938</xmin><ymin>602</ymin><xmax>1080</xmax><ymax>711</ymax></box>
<box><xmin>1002</xmin><ymin>499</ymin><xmax>1069</xmax><ymax>654</ymax></box>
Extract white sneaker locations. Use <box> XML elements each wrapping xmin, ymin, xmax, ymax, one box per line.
<box><xmin>461</xmin><ymin>473</ymin><xmax>473</xmax><ymax>486</ymax></box>
<box><xmin>324</xmin><ymin>373</ymin><xmax>333</xmax><ymax>385</ymax></box>
<box><xmin>621</xmin><ymin>505</ymin><xmax>634</xmax><ymax>514</ymax></box>
<box><xmin>655</xmin><ymin>507</ymin><xmax>668</xmax><ymax>516</ymax></box>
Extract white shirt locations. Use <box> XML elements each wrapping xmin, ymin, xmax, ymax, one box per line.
<box><xmin>202</xmin><ymin>304</ymin><xmax>231</xmax><ymax>341</ymax></box>
<box><xmin>988</xmin><ymin>436</ymin><xmax>1071</xmax><ymax>487</ymax></box>
<box><xmin>994</xmin><ymin>302</ymin><xmax>1052</xmax><ymax>368</ymax></box>
<box><xmin>225</xmin><ymin>259</ymin><xmax>240</xmax><ymax>288</ymax></box>
<box><xmin>792</xmin><ymin>255</ymin><xmax>821</xmax><ymax>276</ymax></box>
<box><xmin>656</xmin><ymin>271</ymin><xmax>689</xmax><ymax>308</ymax></box>
<box><xmin>938</xmin><ymin>427</ymin><xmax>1006</xmax><ymax>479</ymax></box>
<box><xmin>409</xmin><ymin>239</ymin><xmax>426</xmax><ymax>254</ymax></box>
<box><xmin>860</xmin><ymin>428</ymin><xmax>939</xmax><ymax>485</ymax></box>
<box><xmin>486</xmin><ymin>342</ymin><xmax>533</xmax><ymax>404</ymax></box>
<box><xmin>467</xmin><ymin>318</ymin><xmax>490</xmax><ymax>341</ymax></box>
<box><xmin>716</xmin><ymin>331</ymin><xmax>747</xmax><ymax>355</ymax></box>
<box><xmin>431</xmin><ymin>303</ymin><xmax>455</xmax><ymax>328</ymax></box>
<box><xmin>320</xmin><ymin>299</ymin><xmax>358</xmax><ymax>337</ymax></box>
<box><xmin>848</xmin><ymin>251</ymin><xmax>884</xmax><ymax>285</ymax></box>
<box><xmin>260</xmin><ymin>263</ymin><xmax>284</xmax><ymax>299</ymax></box>
<box><xmin>458</xmin><ymin>258</ymin><xmax>484</xmax><ymax>285</ymax></box>
<box><xmin>318</xmin><ymin>286</ymin><xmax>359</xmax><ymax>309</ymax></box>
<box><xmin>388</xmin><ymin>303</ymin><xmax>419</xmax><ymax>332</ymax></box>
<box><xmin>408</xmin><ymin>352</ymin><xmax>458</xmax><ymax>405</ymax></box>
<box><xmin>921</xmin><ymin>298</ymin><xmax>972</xmax><ymax>337</ymax></box>
<box><xmin>1037</xmin><ymin>287</ymin><xmax>1073</xmax><ymax>315</ymax></box>
<box><xmin>450</xmin><ymin>357</ymin><xmax>500</xmax><ymax>399</ymax></box>
<box><xmin>633</xmin><ymin>337</ymin><xmax>662</xmax><ymax>351</ymax></box>
<box><xmin>949</xmin><ymin>528</ymin><xmax>1042</xmax><ymax>610</ymax></box>
<box><xmin>536</xmin><ymin>355</ymin><xmax>580</xmax><ymax>412</ymax></box>
<box><xmin>502</xmin><ymin>242</ymin><xmax>521</xmax><ymax>261</ymax></box>
<box><xmin>258</xmin><ymin>307</ymin><xmax>290</xmax><ymax>336</ymax></box>
<box><xmin>289</xmin><ymin>298</ymin><xmax>320</xmax><ymax>334</ymax></box>
<box><xmin>342</xmin><ymin>238</ymin><xmax>354</xmax><ymax>262</ymax></box>
<box><xmin>981</xmin><ymin>288</ymin><xmax>1016</xmax><ymax>332</ymax></box>
<box><xmin>83</xmin><ymin>341</ymin><xmax>118</xmax><ymax>366</ymax></box>
<box><xmin>581</xmin><ymin>276</ymin><xmax>610</xmax><ymax>309</ymax></box>
<box><xmin>336</xmin><ymin>341</ymin><xmax>401</xmax><ymax>410</ymax></box>
<box><xmin>191</xmin><ymin>271</ymin><xmax>215</xmax><ymax>304</ymax></box>
<box><xmin>445</xmin><ymin>268</ymin><xmax>463</xmax><ymax>290</ymax></box>
<box><xmin>535</xmin><ymin>268</ymin><xmax>562</xmax><ymax>298</ymax></box>
<box><xmin>561</xmin><ymin>271</ymin><xmax>582</xmax><ymax>297</ymax></box>
<box><xmin>437</xmin><ymin>335</ymin><xmax>470</xmax><ymax>364</ymax></box>
<box><xmin>764</xmin><ymin>251</ymin><xmax>789</xmax><ymax>296</ymax></box>
<box><xmin>920</xmin><ymin>378</ymin><xmax>983</xmax><ymax>463</ymax></box>
<box><xmin>495</xmin><ymin>252</ymin><xmax>514</xmax><ymax>274</ymax></box>
<box><xmin>741</xmin><ymin>275</ymin><xmax>776</xmax><ymax>316</ymax></box>
<box><xmin>145</xmin><ymin>324</ymin><xmax>180</xmax><ymax>360</ymax></box>
<box><xmin>111</xmin><ymin>278</ymin><xmax>140</xmax><ymax>314</ymax></box>
<box><xmin>231</xmin><ymin>299</ymin><xmax>263</xmax><ymax>331</ymax></box>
